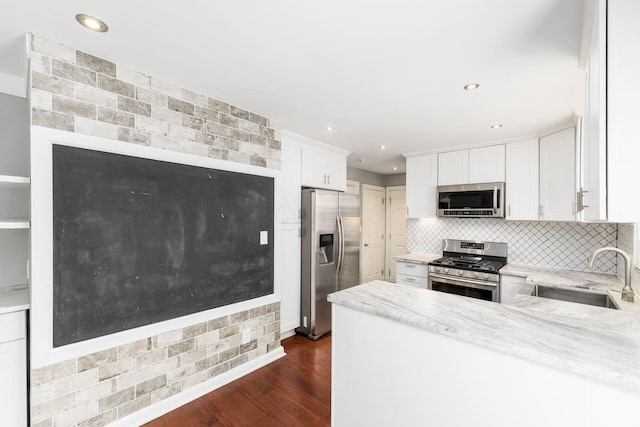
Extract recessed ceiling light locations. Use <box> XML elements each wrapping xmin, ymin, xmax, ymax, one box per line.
<box><xmin>393</xmin><ymin>166</ymin><xmax>398</xmax><ymax>171</ymax></box>
<box><xmin>378</xmin><ymin>145</ymin><xmax>388</xmax><ymax>150</ymax></box>
<box><xmin>464</xmin><ymin>83</ymin><xmax>480</xmax><ymax>90</ymax></box>
<box><xmin>358</xmin><ymin>158</ymin><xmax>365</xmax><ymax>163</ymax></box>
<box><xmin>76</xmin><ymin>14</ymin><xmax>109</xmax><ymax>32</ymax></box>
<box><xmin>324</xmin><ymin>125</ymin><xmax>334</xmax><ymax>131</ymax></box>
<box><xmin>491</xmin><ymin>124</ymin><xmax>503</xmax><ymax>129</ymax></box>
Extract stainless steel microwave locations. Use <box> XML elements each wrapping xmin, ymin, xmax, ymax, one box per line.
<box><xmin>436</xmin><ymin>182</ymin><xmax>505</xmax><ymax>218</ymax></box>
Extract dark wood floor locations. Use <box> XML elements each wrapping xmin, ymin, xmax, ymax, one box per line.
<box><xmin>145</xmin><ymin>334</ymin><xmax>332</xmax><ymax>427</ymax></box>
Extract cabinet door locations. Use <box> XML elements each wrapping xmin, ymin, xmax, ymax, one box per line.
<box><xmin>279</xmin><ymin>223</ymin><xmax>301</xmax><ymax>333</ymax></box>
<box><xmin>469</xmin><ymin>145</ymin><xmax>505</xmax><ymax>183</ymax></box>
<box><xmin>505</xmin><ymin>139</ymin><xmax>539</xmax><ymax>220</ymax></box>
<box><xmin>406</xmin><ymin>154</ymin><xmax>438</xmax><ymax>219</ymax></box>
<box><xmin>539</xmin><ymin>128</ymin><xmax>577</xmax><ymax>221</ymax></box>
<box><xmin>279</xmin><ymin>140</ymin><xmax>302</xmax><ymax>224</ymax></box>
<box><xmin>300</xmin><ymin>146</ymin><xmax>346</xmax><ymax>192</ymax></box>
<box><xmin>396</xmin><ymin>273</ymin><xmax>428</xmax><ymax>289</ymax></box>
<box><xmin>438</xmin><ymin>150</ymin><xmax>468</xmax><ymax>185</ymax></box>
<box><xmin>582</xmin><ymin>0</ymin><xmax>607</xmax><ymax>221</ymax></box>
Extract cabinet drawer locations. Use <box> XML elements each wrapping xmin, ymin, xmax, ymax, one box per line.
<box><xmin>0</xmin><ymin>311</ymin><xmax>26</xmax><ymax>343</ymax></box>
<box><xmin>396</xmin><ymin>273</ymin><xmax>428</xmax><ymax>289</ymax></box>
<box><xmin>396</xmin><ymin>261</ymin><xmax>429</xmax><ymax>278</ymax></box>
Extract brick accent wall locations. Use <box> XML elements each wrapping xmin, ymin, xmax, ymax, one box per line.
<box><xmin>30</xmin><ymin>303</ymin><xmax>281</xmax><ymax>427</ymax></box>
<box><xmin>28</xmin><ymin>35</ymin><xmax>282</xmax><ymax>426</ymax></box>
<box><xmin>29</xmin><ymin>35</ymin><xmax>281</xmax><ymax>169</ymax></box>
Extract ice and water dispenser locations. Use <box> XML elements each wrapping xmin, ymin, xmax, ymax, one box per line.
<box><xmin>318</xmin><ymin>233</ymin><xmax>334</xmax><ymax>265</ymax></box>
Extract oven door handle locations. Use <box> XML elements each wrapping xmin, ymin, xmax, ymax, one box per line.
<box><xmin>429</xmin><ymin>273</ymin><xmax>497</xmax><ymax>290</ymax></box>
<box><xmin>493</xmin><ymin>185</ymin><xmax>498</xmax><ymax>214</ymax></box>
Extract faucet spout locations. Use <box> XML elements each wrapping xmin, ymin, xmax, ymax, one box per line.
<box><xmin>587</xmin><ymin>247</ymin><xmax>634</xmax><ymax>302</ymax></box>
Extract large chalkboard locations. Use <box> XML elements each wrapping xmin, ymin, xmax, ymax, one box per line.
<box><xmin>52</xmin><ymin>145</ymin><xmax>274</xmax><ymax>347</ymax></box>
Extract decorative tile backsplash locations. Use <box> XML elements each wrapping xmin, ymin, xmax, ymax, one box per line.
<box><xmin>407</xmin><ymin>218</ymin><xmax>618</xmax><ymax>273</ymax></box>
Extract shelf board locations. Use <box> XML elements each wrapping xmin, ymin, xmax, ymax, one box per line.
<box><xmin>0</xmin><ymin>220</ymin><xmax>30</xmax><ymax>229</ymax></box>
<box><xmin>0</xmin><ymin>175</ymin><xmax>30</xmax><ymax>189</ymax></box>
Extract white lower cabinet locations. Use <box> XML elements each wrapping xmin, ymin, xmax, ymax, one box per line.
<box><xmin>395</xmin><ymin>261</ymin><xmax>428</xmax><ymax>289</ymax></box>
<box><xmin>500</xmin><ymin>274</ymin><xmax>534</xmax><ymax>304</ymax></box>
<box><xmin>0</xmin><ymin>310</ymin><xmax>27</xmax><ymax>427</ymax></box>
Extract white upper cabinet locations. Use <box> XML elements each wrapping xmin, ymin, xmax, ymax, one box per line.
<box><xmin>282</xmin><ymin>130</ymin><xmax>348</xmax><ymax>192</ymax></box>
<box><xmin>505</xmin><ymin>139</ymin><xmax>539</xmax><ymax>221</ymax></box>
<box><xmin>539</xmin><ymin>127</ymin><xmax>578</xmax><ymax>221</ymax></box>
<box><xmin>468</xmin><ymin>145</ymin><xmax>506</xmax><ymax>184</ymax></box>
<box><xmin>438</xmin><ymin>145</ymin><xmax>505</xmax><ymax>186</ymax></box>
<box><xmin>581</xmin><ymin>0</ymin><xmax>640</xmax><ymax>222</ymax></box>
<box><xmin>278</xmin><ymin>139</ymin><xmax>302</xmax><ymax>224</ymax></box>
<box><xmin>405</xmin><ymin>154</ymin><xmax>438</xmax><ymax>219</ymax></box>
<box><xmin>437</xmin><ymin>150</ymin><xmax>468</xmax><ymax>186</ymax></box>
<box><xmin>300</xmin><ymin>144</ymin><xmax>347</xmax><ymax>192</ymax></box>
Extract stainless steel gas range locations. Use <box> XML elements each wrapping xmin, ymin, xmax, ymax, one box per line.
<box><xmin>428</xmin><ymin>239</ymin><xmax>508</xmax><ymax>302</ymax></box>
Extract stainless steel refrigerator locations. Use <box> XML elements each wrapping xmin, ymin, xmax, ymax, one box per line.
<box><xmin>296</xmin><ymin>189</ymin><xmax>360</xmax><ymax>340</ymax></box>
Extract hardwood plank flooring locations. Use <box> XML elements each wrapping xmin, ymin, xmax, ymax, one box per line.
<box><xmin>144</xmin><ymin>334</ymin><xmax>331</xmax><ymax>427</ymax></box>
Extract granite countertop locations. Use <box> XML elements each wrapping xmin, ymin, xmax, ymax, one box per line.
<box><xmin>393</xmin><ymin>253</ymin><xmax>440</xmax><ymax>264</ymax></box>
<box><xmin>0</xmin><ymin>284</ymin><xmax>29</xmax><ymax>314</ymax></box>
<box><xmin>329</xmin><ymin>280</ymin><xmax>640</xmax><ymax>393</ymax></box>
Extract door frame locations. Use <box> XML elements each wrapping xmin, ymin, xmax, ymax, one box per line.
<box><xmin>385</xmin><ymin>185</ymin><xmax>406</xmax><ymax>282</ymax></box>
<box><xmin>361</xmin><ymin>184</ymin><xmax>386</xmax><ymax>283</ymax></box>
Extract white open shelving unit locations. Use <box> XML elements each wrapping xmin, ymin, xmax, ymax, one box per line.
<box><xmin>0</xmin><ymin>175</ymin><xmax>30</xmax><ymax>229</ymax></box>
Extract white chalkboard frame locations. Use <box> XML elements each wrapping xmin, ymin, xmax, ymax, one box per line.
<box><xmin>30</xmin><ymin>126</ymin><xmax>282</xmax><ymax>368</ymax></box>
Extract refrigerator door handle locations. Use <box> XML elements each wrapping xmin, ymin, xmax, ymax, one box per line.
<box><xmin>336</xmin><ymin>216</ymin><xmax>345</xmax><ymax>272</ymax></box>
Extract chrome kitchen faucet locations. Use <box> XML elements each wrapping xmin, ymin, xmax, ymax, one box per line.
<box><xmin>587</xmin><ymin>247</ymin><xmax>634</xmax><ymax>303</ymax></box>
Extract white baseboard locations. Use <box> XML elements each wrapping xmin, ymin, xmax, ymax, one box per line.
<box><xmin>281</xmin><ymin>329</ymin><xmax>296</xmax><ymax>339</ymax></box>
<box><xmin>109</xmin><ymin>346</ymin><xmax>286</xmax><ymax>427</ymax></box>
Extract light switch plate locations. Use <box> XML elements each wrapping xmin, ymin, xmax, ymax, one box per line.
<box><xmin>260</xmin><ymin>230</ymin><xmax>268</xmax><ymax>245</ymax></box>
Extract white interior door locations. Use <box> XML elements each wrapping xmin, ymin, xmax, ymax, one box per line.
<box><xmin>385</xmin><ymin>186</ymin><xmax>407</xmax><ymax>282</ymax></box>
<box><xmin>361</xmin><ymin>184</ymin><xmax>385</xmax><ymax>283</ymax></box>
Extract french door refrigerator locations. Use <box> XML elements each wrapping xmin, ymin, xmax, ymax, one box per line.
<box><xmin>296</xmin><ymin>189</ymin><xmax>360</xmax><ymax>340</ymax></box>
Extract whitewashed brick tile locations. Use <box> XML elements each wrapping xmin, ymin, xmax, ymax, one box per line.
<box><xmin>152</xmin><ymin>329</ymin><xmax>182</xmax><ymax>349</ymax></box>
<box><xmin>98</xmin><ymin>387</ymin><xmax>134</xmax><ymax>413</ymax></box>
<box><xmin>75</xmin><ymin>83</ymin><xmax>118</xmax><ymax>108</ymax></box>
<box><xmin>54</xmin><ymin>368</ymin><xmax>98</xmax><ymax>398</ymax></box>
<box><xmin>31</xmin><ymin>382</ymin><xmax>54</xmax><ymax>406</ymax></box>
<box><xmin>31</xmin><ymin>392</ymin><xmax>76</xmax><ymax>423</ymax></box>
<box><xmin>135</xmin><ymin>347</ymin><xmax>167</xmax><ymax>369</ymax></box>
<box><xmin>182</xmin><ymin>88</ymin><xmax>208</xmax><ymax>107</ymax></box>
<box><xmin>118</xmin><ymin>394</ymin><xmax>151</xmax><ymax>418</ymax></box>
<box><xmin>116</xmin><ymin>366</ymin><xmax>153</xmax><ymax>391</ymax></box>
<box><xmin>136</xmin><ymin>115</ymin><xmax>169</xmax><ymax>135</ymax></box>
<box><xmin>31</xmin><ymin>359</ymin><xmax>77</xmax><ymax>386</ymax></box>
<box><xmin>150</xmin><ymin>77</ymin><xmax>182</xmax><ymax>99</ymax></box>
<box><xmin>31</xmin><ymin>89</ymin><xmax>52</xmax><ymax>110</ymax></box>
<box><xmin>149</xmin><ymin>134</ymin><xmax>181</xmax><ymax>152</ymax></box>
<box><xmin>179</xmin><ymin>347</ymin><xmax>207</xmax><ymax>366</ymax></box>
<box><xmin>169</xmin><ymin>123</ymin><xmax>196</xmax><ymax>141</ymax></box>
<box><xmin>181</xmin><ymin>370</ymin><xmax>208</xmax><ymax>390</ymax></box>
<box><xmin>53</xmin><ymin>401</ymin><xmax>97</xmax><ymax>427</ymax></box>
<box><xmin>77</xmin><ymin>409</ymin><xmax>117</xmax><ymax>427</ymax></box>
<box><xmin>195</xmin><ymin>330</ymin><xmax>221</xmax><ymax>347</ymax></box>
<box><xmin>151</xmin><ymin>105</ymin><xmax>182</xmax><ymax>125</ymax></box>
<box><xmin>166</xmin><ymin>364</ymin><xmax>195</xmax><ymax>385</ymax></box>
<box><xmin>32</xmin><ymin>36</ymin><xmax>76</xmax><ymax>63</ymax></box>
<box><xmin>228</xmin><ymin>150</ymin><xmax>250</xmax><ymax>165</ymax></box>
<box><xmin>75</xmin><ymin>117</ymin><xmax>118</xmax><ymax>140</ymax></box>
<box><xmin>206</xmin><ymin>338</ymin><xmax>231</xmax><ymax>357</ymax></box>
<box><xmin>118</xmin><ymin>338</ymin><xmax>151</xmax><ymax>359</ymax></box>
<box><xmin>99</xmin><ymin>357</ymin><xmax>135</xmax><ymax>381</ymax></box>
<box><xmin>31</xmin><ymin>52</ymin><xmax>52</xmax><ymax>74</ymax></box>
<box><xmin>76</xmin><ymin>379</ymin><xmax>117</xmax><ymax>405</ymax></box>
<box><xmin>136</xmin><ymin>87</ymin><xmax>167</xmax><ymax>107</ymax></box>
<box><xmin>116</xmin><ymin>66</ymin><xmax>151</xmax><ymax>88</ymax></box>
<box><xmin>151</xmin><ymin>357</ymin><xmax>180</xmax><ymax>377</ymax></box>
<box><xmin>150</xmin><ymin>383</ymin><xmax>182</xmax><ymax>405</ymax></box>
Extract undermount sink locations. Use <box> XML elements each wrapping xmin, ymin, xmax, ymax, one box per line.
<box><xmin>532</xmin><ymin>286</ymin><xmax>620</xmax><ymax>310</ymax></box>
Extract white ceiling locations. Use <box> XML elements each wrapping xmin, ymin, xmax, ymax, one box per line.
<box><xmin>0</xmin><ymin>0</ymin><xmax>586</xmax><ymax>174</ymax></box>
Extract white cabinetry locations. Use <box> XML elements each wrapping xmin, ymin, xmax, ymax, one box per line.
<box><xmin>505</xmin><ymin>139</ymin><xmax>539</xmax><ymax>221</ymax></box>
<box><xmin>0</xmin><ymin>310</ymin><xmax>27</xmax><ymax>426</ymax></box>
<box><xmin>468</xmin><ymin>145</ymin><xmax>506</xmax><ymax>184</ymax></box>
<box><xmin>500</xmin><ymin>274</ymin><xmax>534</xmax><ymax>304</ymax></box>
<box><xmin>405</xmin><ymin>154</ymin><xmax>437</xmax><ymax>219</ymax></box>
<box><xmin>438</xmin><ymin>145</ymin><xmax>505</xmax><ymax>185</ymax></box>
<box><xmin>539</xmin><ymin>127</ymin><xmax>578</xmax><ymax>221</ymax></box>
<box><xmin>437</xmin><ymin>150</ymin><xmax>468</xmax><ymax>185</ymax></box>
<box><xmin>582</xmin><ymin>0</ymin><xmax>640</xmax><ymax>222</ymax></box>
<box><xmin>278</xmin><ymin>138</ymin><xmax>302</xmax><ymax>334</ymax></box>
<box><xmin>301</xmin><ymin>145</ymin><xmax>347</xmax><ymax>192</ymax></box>
<box><xmin>395</xmin><ymin>261</ymin><xmax>428</xmax><ymax>289</ymax></box>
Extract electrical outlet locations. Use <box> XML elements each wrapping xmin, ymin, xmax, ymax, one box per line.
<box><xmin>260</xmin><ymin>230</ymin><xmax>268</xmax><ymax>245</ymax></box>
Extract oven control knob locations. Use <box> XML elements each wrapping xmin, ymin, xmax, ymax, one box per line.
<box><xmin>456</xmin><ymin>270</ymin><xmax>464</xmax><ymax>276</ymax></box>
<box><xmin>433</xmin><ymin>267</ymin><xmax>440</xmax><ymax>273</ymax></box>
<box><xmin>443</xmin><ymin>268</ymin><xmax>449</xmax><ymax>274</ymax></box>
<box><xmin>472</xmin><ymin>272</ymin><xmax>479</xmax><ymax>279</ymax></box>
<box><xmin>482</xmin><ymin>274</ymin><xmax>490</xmax><ymax>280</ymax></box>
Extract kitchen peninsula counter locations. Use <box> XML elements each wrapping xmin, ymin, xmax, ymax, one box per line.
<box><xmin>329</xmin><ymin>280</ymin><xmax>640</xmax><ymax>427</ymax></box>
